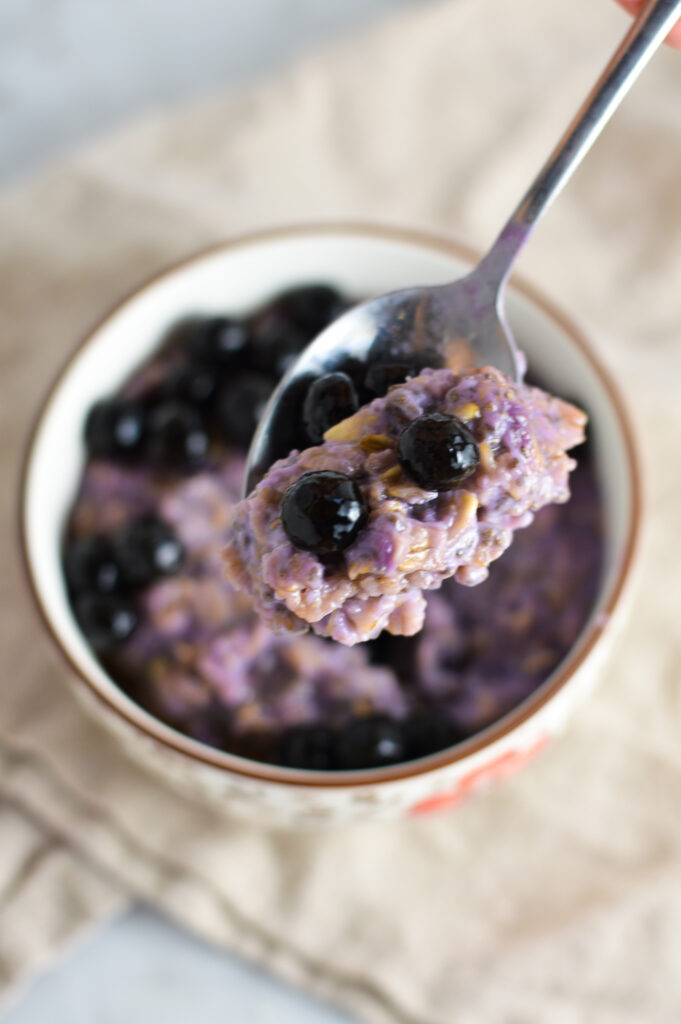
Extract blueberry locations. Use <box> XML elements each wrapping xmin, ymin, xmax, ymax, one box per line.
<box><xmin>364</xmin><ymin>354</ymin><xmax>435</xmax><ymax>398</ymax></box>
<box><xmin>191</xmin><ymin>316</ymin><xmax>251</xmax><ymax>367</ymax></box>
<box><xmin>280</xmin><ymin>471</ymin><xmax>367</xmax><ymax>556</ymax></box>
<box><xmin>74</xmin><ymin>593</ymin><xmax>137</xmax><ymax>654</ymax></box>
<box><xmin>84</xmin><ymin>399</ymin><xmax>146</xmax><ymax>460</ymax></box>
<box><xmin>439</xmin><ymin>648</ymin><xmax>474</xmax><ymax>674</ymax></box>
<box><xmin>336</xmin><ymin>715</ymin><xmax>405</xmax><ymax>770</ymax></box>
<box><xmin>64</xmin><ymin>535</ymin><xmax>122</xmax><ymax>595</ymax></box>
<box><xmin>280</xmin><ymin>724</ymin><xmax>337</xmax><ymax>770</ymax></box>
<box><xmin>397</xmin><ymin>413</ymin><xmax>479</xmax><ymax>490</ymax></box>
<box><xmin>146</xmin><ymin>401</ymin><xmax>209</xmax><ymax>469</ymax></box>
<box><xmin>114</xmin><ymin>515</ymin><xmax>183</xmax><ymax>588</ymax></box>
<box><xmin>275</xmin><ymin>284</ymin><xmax>344</xmax><ymax>336</ymax></box>
<box><xmin>365</xmin><ymin>631</ymin><xmax>419</xmax><ymax>686</ymax></box>
<box><xmin>302</xmin><ymin>372</ymin><xmax>359</xmax><ymax>444</ymax></box>
<box><xmin>248</xmin><ymin>286</ymin><xmax>347</xmax><ymax>379</ymax></box>
<box><xmin>249</xmin><ymin>307</ymin><xmax>308</xmax><ymax>379</ymax></box>
<box><xmin>333</xmin><ymin>356</ymin><xmax>372</xmax><ymax>403</ymax></box>
<box><xmin>403</xmin><ymin>710</ymin><xmax>463</xmax><ymax>760</ymax></box>
<box><xmin>213</xmin><ymin>371</ymin><xmax>275</xmax><ymax>449</ymax></box>
<box><xmin>162</xmin><ymin>363</ymin><xmax>217</xmax><ymax>410</ymax></box>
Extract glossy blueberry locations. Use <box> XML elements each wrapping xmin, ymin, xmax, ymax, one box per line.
<box><xmin>191</xmin><ymin>316</ymin><xmax>251</xmax><ymax>367</ymax></box>
<box><xmin>248</xmin><ymin>307</ymin><xmax>308</xmax><ymax>379</ymax></box>
<box><xmin>74</xmin><ymin>593</ymin><xmax>137</xmax><ymax>654</ymax></box>
<box><xmin>84</xmin><ymin>399</ymin><xmax>146</xmax><ymax>460</ymax></box>
<box><xmin>248</xmin><ymin>285</ymin><xmax>345</xmax><ymax>378</ymax></box>
<box><xmin>403</xmin><ymin>710</ymin><xmax>463</xmax><ymax>760</ymax></box>
<box><xmin>280</xmin><ymin>725</ymin><xmax>337</xmax><ymax>770</ymax></box>
<box><xmin>146</xmin><ymin>401</ymin><xmax>209</xmax><ymax>469</ymax></box>
<box><xmin>277</xmin><ymin>284</ymin><xmax>344</xmax><ymax>334</ymax></box>
<box><xmin>365</xmin><ymin>631</ymin><xmax>419</xmax><ymax>686</ymax></box>
<box><xmin>162</xmin><ymin>363</ymin><xmax>217</xmax><ymax>409</ymax></box>
<box><xmin>302</xmin><ymin>372</ymin><xmax>359</xmax><ymax>443</ymax></box>
<box><xmin>333</xmin><ymin>356</ymin><xmax>371</xmax><ymax>403</ymax></box>
<box><xmin>213</xmin><ymin>371</ymin><xmax>275</xmax><ymax>449</ymax></box>
<box><xmin>114</xmin><ymin>516</ymin><xmax>183</xmax><ymax>588</ymax></box>
<box><xmin>335</xmin><ymin>715</ymin><xmax>405</xmax><ymax>770</ymax></box>
<box><xmin>398</xmin><ymin>413</ymin><xmax>479</xmax><ymax>490</ymax></box>
<box><xmin>280</xmin><ymin>471</ymin><xmax>367</xmax><ymax>556</ymax></box>
<box><xmin>363</xmin><ymin>353</ymin><xmax>435</xmax><ymax>398</ymax></box>
<box><xmin>64</xmin><ymin>535</ymin><xmax>122</xmax><ymax>595</ymax></box>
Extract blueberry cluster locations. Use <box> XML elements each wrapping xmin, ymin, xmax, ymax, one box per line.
<box><xmin>279</xmin><ymin>709</ymin><xmax>465</xmax><ymax>771</ymax></box>
<box><xmin>68</xmin><ymin>285</ymin><xmax>350</xmax><ymax>660</ymax></box>
<box><xmin>65</xmin><ymin>516</ymin><xmax>183</xmax><ymax>654</ymax></box>
<box><xmin>85</xmin><ymin>284</ymin><xmax>347</xmax><ymax>468</ymax></box>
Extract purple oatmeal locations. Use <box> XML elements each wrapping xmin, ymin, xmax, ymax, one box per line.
<box><xmin>223</xmin><ymin>366</ymin><xmax>586</xmax><ymax>645</ymax></box>
<box><xmin>63</xmin><ymin>285</ymin><xmax>602</xmax><ymax>771</ymax></box>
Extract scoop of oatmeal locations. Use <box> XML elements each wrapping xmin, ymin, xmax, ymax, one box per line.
<box><xmin>223</xmin><ymin>366</ymin><xmax>586</xmax><ymax>645</ymax></box>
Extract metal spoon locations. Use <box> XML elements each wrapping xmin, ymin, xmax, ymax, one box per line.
<box><xmin>245</xmin><ymin>0</ymin><xmax>681</xmax><ymax>494</ymax></box>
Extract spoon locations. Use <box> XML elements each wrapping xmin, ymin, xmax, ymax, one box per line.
<box><xmin>245</xmin><ymin>0</ymin><xmax>681</xmax><ymax>494</ymax></box>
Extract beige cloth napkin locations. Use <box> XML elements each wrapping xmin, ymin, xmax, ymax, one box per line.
<box><xmin>3</xmin><ymin>0</ymin><xmax>681</xmax><ymax>1020</ymax></box>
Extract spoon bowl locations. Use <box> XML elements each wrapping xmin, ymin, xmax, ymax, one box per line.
<box><xmin>245</xmin><ymin>272</ymin><xmax>521</xmax><ymax>492</ymax></box>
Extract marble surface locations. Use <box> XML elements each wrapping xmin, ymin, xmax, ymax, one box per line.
<box><xmin>0</xmin><ymin>2</ymin><xmax>418</xmax><ymax>1022</ymax></box>
<box><xmin>3</xmin><ymin>908</ymin><xmax>356</xmax><ymax>1024</ymax></box>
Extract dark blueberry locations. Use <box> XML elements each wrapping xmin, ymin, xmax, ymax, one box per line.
<box><xmin>248</xmin><ymin>307</ymin><xmax>308</xmax><ymax>379</ymax></box>
<box><xmin>280</xmin><ymin>725</ymin><xmax>338</xmax><ymax>770</ymax></box>
<box><xmin>439</xmin><ymin>648</ymin><xmax>475</xmax><ymax>674</ymax></box>
<box><xmin>162</xmin><ymin>363</ymin><xmax>218</xmax><ymax>410</ymax></box>
<box><xmin>63</xmin><ymin>535</ymin><xmax>122</xmax><ymax>595</ymax></box>
<box><xmin>336</xmin><ymin>715</ymin><xmax>405</xmax><ymax>770</ymax></box>
<box><xmin>302</xmin><ymin>372</ymin><xmax>359</xmax><ymax>444</ymax></box>
<box><xmin>252</xmin><ymin>371</ymin><xmax>317</xmax><ymax>469</ymax></box>
<box><xmin>397</xmin><ymin>413</ymin><xmax>480</xmax><ymax>490</ymax></box>
<box><xmin>276</xmin><ymin>284</ymin><xmax>344</xmax><ymax>337</ymax></box>
<box><xmin>403</xmin><ymin>710</ymin><xmax>464</xmax><ymax>760</ymax></box>
<box><xmin>364</xmin><ymin>353</ymin><xmax>436</xmax><ymax>398</ymax></box>
<box><xmin>365</xmin><ymin>631</ymin><xmax>419</xmax><ymax>686</ymax></box>
<box><xmin>146</xmin><ymin>401</ymin><xmax>209</xmax><ymax>469</ymax></box>
<box><xmin>74</xmin><ymin>593</ymin><xmax>137</xmax><ymax>654</ymax></box>
<box><xmin>156</xmin><ymin>316</ymin><xmax>208</xmax><ymax>358</ymax></box>
<box><xmin>191</xmin><ymin>316</ymin><xmax>251</xmax><ymax>367</ymax></box>
<box><xmin>84</xmin><ymin>399</ymin><xmax>146</xmax><ymax>460</ymax></box>
<box><xmin>280</xmin><ymin>471</ymin><xmax>367</xmax><ymax>556</ymax></box>
<box><xmin>114</xmin><ymin>515</ymin><xmax>183</xmax><ymax>588</ymax></box>
<box><xmin>247</xmin><ymin>286</ymin><xmax>346</xmax><ymax>378</ymax></box>
<box><xmin>213</xmin><ymin>371</ymin><xmax>276</xmax><ymax>449</ymax></box>
<box><xmin>334</xmin><ymin>356</ymin><xmax>372</xmax><ymax>404</ymax></box>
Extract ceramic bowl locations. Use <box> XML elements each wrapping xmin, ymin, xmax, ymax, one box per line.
<box><xmin>21</xmin><ymin>225</ymin><xmax>641</xmax><ymax>824</ymax></box>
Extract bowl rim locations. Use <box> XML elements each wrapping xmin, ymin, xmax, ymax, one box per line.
<box><xmin>19</xmin><ymin>221</ymin><xmax>643</xmax><ymax>789</ymax></box>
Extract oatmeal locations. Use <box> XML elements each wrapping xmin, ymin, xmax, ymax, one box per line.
<box><xmin>224</xmin><ymin>367</ymin><xmax>586</xmax><ymax>645</ymax></box>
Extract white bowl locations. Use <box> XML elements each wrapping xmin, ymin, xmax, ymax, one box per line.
<box><xmin>21</xmin><ymin>225</ymin><xmax>642</xmax><ymax>824</ymax></box>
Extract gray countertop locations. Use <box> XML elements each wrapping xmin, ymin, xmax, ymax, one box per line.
<box><xmin>3</xmin><ymin>908</ymin><xmax>355</xmax><ymax>1024</ymax></box>
<box><xmin>0</xmin><ymin>2</ymin><xmax>417</xmax><ymax>1021</ymax></box>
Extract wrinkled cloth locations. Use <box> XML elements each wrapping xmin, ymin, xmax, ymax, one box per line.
<box><xmin>2</xmin><ymin>0</ymin><xmax>681</xmax><ymax>1021</ymax></box>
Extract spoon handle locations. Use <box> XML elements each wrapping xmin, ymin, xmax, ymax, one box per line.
<box><xmin>477</xmin><ymin>0</ymin><xmax>681</xmax><ymax>289</ymax></box>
